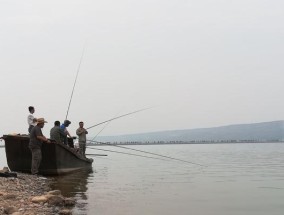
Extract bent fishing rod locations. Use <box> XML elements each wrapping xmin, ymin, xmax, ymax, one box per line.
<box><xmin>86</xmin><ymin>106</ymin><xmax>154</xmax><ymax>130</ymax></box>
<box><xmin>87</xmin><ymin>147</ymin><xmax>168</xmax><ymax>161</ymax></box>
<box><xmin>90</xmin><ymin>112</ymin><xmax>119</xmax><ymax>142</ymax></box>
<box><xmin>88</xmin><ymin>140</ymin><xmax>206</xmax><ymax>167</ymax></box>
<box><xmin>65</xmin><ymin>45</ymin><xmax>86</xmax><ymax>120</ymax></box>
<box><xmin>91</xmin><ymin>107</ymin><xmax>126</xmax><ymax>142</ymax></box>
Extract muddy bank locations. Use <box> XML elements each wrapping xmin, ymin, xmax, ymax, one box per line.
<box><xmin>0</xmin><ymin>172</ymin><xmax>75</xmax><ymax>215</ymax></box>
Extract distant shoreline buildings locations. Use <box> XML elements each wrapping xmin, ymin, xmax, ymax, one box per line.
<box><xmin>89</xmin><ymin>139</ymin><xmax>284</xmax><ymax>146</ymax></box>
<box><xmin>93</xmin><ymin>120</ymin><xmax>284</xmax><ymax>144</ymax></box>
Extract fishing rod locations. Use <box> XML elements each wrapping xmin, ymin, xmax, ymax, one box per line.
<box><xmin>85</xmin><ymin>153</ymin><xmax>108</xmax><ymax>156</ymax></box>
<box><xmin>86</xmin><ymin>106</ymin><xmax>154</xmax><ymax>130</ymax></box>
<box><xmin>65</xmin><ymin>45</ymin><xmax>86</xmax><ymax>120</ymax></box>
<box><xmin>90</xmin><ymin>116</ymin><xmax>116</xmax><ymax>142</ymax></box>
<box><xmin>87</xmin><ymin>146</ymin><xmax>168</xmax><ymax>161</ymax></box>
<box><xmin>90</xmin><ymin>107</ymin><xmax>125</xmax><ymax>142</ymax></box>
<box><xmin>88</xmin><ymin>140</ymin><xmax>206</xmax><ymax>167</ymax></box>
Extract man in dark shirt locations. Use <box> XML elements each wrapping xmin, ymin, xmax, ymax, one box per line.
<box><xmin>29</xmin><ymin>118</ymin><xmax>50</xmax><ymax>175</ymax></box>
<box><xmin>50</xmin><ymin>121</ymin><xmax>65</xmax><ymax>144</ymax></box>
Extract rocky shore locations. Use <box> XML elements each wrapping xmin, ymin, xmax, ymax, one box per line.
<box><xmin>0</xmin><ymin>171</ymin><xmax>75</xmax><ymax>215</ymax></box>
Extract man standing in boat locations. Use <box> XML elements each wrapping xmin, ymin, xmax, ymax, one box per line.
<box><xmin>50</xmin><ymin>121</ymin><xmax>65</xmax><ymax>144</ymax></box>
<box><xmin>27</xmin><ymin>106</ymin><xmax>37</xmax><ymax>134</ymax></box>
<box><xmin>29</xmin><ymin>118</ymin><xmax>51</xmax><ymax>175</ymax></box>
<box><xmin>76</xmin><ymin>121</ymin><xmax>88</xmax><ymax>157</ymax></box>
<box><xmin>60</xmin><ymin>120</ymin><xmax>72</xmax><ymax>145</ymax></box>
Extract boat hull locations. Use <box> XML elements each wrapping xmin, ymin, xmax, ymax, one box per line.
<box><xmin>3</xmin><ymin>135</ymin><xmax>93</xmax><ymax>175</ymax></box>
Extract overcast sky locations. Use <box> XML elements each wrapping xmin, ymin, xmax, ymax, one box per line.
<box><xmin>0</xmin><ymin>0</ymin><xmax>283</xmax><ymax>137</ymax></box>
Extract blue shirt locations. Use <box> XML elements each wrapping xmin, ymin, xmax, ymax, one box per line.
<box><xmin>60</xmin><ymin>124</ymin><xmax>66</xmax><ymax>131</ymax></box>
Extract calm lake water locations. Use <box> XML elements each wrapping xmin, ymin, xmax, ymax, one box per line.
<box><xmin>1</xmin><ymin>143</ymin><xmax>284</xmax><ymax>215</ymax></box>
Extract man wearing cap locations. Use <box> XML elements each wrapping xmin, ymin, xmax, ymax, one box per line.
<box><xmin>60</xmin><ymin>120</ymin><xmax>72</xmax><ymax>145</ymax></box>
<box><xmin>29</xmin><ymin>118</ymin><xmax>51</xmax><ymax>175</ymax></box>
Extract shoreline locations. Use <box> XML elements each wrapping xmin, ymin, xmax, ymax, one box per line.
<box><xmin>0</xmin><ymin>172</ymin><xmax>75</xmax><ymax>215</ymax></box>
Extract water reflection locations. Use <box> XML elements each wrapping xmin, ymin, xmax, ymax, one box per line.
<box><xmin>50</xmin><ymin>168</ymin><xmax>93</xmax><ymax>200</ymax></box>
<box><xmin>46</xmin><ymin>144</ymin><xmax>284</xmax><ymax>215</ymax></box>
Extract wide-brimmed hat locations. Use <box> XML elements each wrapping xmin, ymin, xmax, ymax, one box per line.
<box><xmin>37</xmin><ymin>118</ymin><xmax>47</xmax><ymax>124</ymax></box>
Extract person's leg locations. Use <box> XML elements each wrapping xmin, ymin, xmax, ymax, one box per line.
<box><xmin>28</xmin><ymin>125</ymin><xmax>34</xmax><ymax>133</ymax></box>
<box><xmin>79</xmin><ymin>142</ymin><xmax>83</xmax><ymax>156</ymax></box>
<box><xmin>31</xmin><ymin>148</ymin><xmax>42</xmax><ymax>175</ymax></box>
<box><xmin>63</xmin><ymin>136</ymin><xmax>67</xmax><ymax>145</ymax></box>
<box><xmin>82</xmin><ymin>143</ymin><xmax>86</xmax><ymax>157</ymax></box>
<box><xmin>79</xmin><ymin>142</ymin><xmax>86</xmax><ymax>156</ymax></box>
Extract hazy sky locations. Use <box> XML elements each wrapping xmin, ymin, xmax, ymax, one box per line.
<box><xmin>0</xmin><ymin>0</ymin><xmax>283</xmax><ymax>137</ymax></box>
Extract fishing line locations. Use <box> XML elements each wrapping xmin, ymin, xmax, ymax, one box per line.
<box><xmin>88</xmin><ymin>140</ymin><xmax>206</xmax><ymax>167</ymax></box>
<box><xmin>87</xmin><ymin>146</ymin><xmax>168</xmax><ymax>161</ymax></box>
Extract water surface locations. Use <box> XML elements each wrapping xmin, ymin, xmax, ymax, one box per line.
<box><xmin>1</xmin><ymin>143</ymin><xmax>284</xmax><ymax>215</ymax></box>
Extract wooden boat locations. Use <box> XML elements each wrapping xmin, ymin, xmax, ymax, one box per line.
<box><xmin>2</xmin><ymin>134</ymin><xmax>93</xmax><ymax>175</ymax></box>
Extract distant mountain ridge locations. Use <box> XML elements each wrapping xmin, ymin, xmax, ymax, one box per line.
<box><xmin>95</xmin><ymin>120</ymin><xmax>284</xmax><ymax>143</ymax></box>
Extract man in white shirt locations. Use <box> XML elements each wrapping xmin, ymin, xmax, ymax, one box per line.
<box><xmin>27</xmin><ymin>106</ymin><xmax>37</xmax><ymax>133</ymax></box>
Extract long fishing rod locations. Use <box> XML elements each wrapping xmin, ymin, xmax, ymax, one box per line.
<box><xmin>65</xmin><ymin>45</ymin><xmax>86</xmax><ymax>120</ymax></box>
<box><xmin>91</xmin><ymin>116</ymin><xmax>116</xmax><ymax>142</ymax></box>
<box><xmin>88</xmin><ymin>140</ymin><xmax>206</xmax><ymax>167</ymax></box>
<box><xmin>85</xmin><ymin>153</ymin><xmax>108</xmax><ymax>156</ymax></box>
<box><xmin>86</xmin><ymin>106</ymin><xmax>153</xmax><ymax>130</ymax></box>
<box><xmin>91</xmin><ymin>107</ymin><xmax>125</xmax><ymax>142</ymax></box>
<box><xmin>87</xmin><ymin>146</ymin><xmax>168</xmax><ymax>161</ymax></box>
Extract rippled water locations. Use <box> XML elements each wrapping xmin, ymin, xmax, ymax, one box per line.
<box><xmin>1</xmin><ymin>143</ymin><xmax>284</xmax><ymax>215</ymax></box>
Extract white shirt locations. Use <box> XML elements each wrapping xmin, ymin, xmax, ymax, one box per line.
<box><xmin>27</xmin><ymin>114</ymin><xmax>36</xmax><ymax>126</ymax></box>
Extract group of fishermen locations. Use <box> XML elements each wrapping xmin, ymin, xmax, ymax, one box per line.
<box><xmin>27</xmin><ymin>106</ymin><xmax>88</xmax><ymax>175</ymax></box>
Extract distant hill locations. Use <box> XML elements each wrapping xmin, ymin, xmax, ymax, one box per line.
<box><xmin>95</xmin><ymin>120</ymin><xmax>284</xmax><ymax>143</ymax></box>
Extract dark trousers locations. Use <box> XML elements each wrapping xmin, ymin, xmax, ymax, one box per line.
<box><xmin>63</xmin><ymin>135</ymin><xmax>68</xmax><ymax>145</ymax></box>
<box><xmin>28</xmin><ymin>125</ymin><xmax>34</xmax><ymax>133</ymax></box>
<box><xmin>30</xmin><ymin>147</ymin><xmax>42</xmax><ymax>175</ymax></box>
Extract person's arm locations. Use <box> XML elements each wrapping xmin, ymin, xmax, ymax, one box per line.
<box><xmin>66</xmin><ymin>130</ymin><xmax>72</xmax><ymax>138</ymax></box>
<box><xmin>37</xmin><ymin>135</ymin><xmax>51</xmax><ymax>143</ymax></box>
<box><xmin>76</xmin><ymin>128</ymin><xmax>84</xmax><ymax>135</ymax></box>
<box><xmin>35</xmin><ymin>127</ymin><xmax>51</xmax><ymax>143</ymax></box>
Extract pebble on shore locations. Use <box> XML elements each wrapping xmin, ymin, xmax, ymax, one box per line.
<box><xmin>0</xmin><ymin>171</ymin><xmax>75</xmax><ymax>215</ymax></box>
